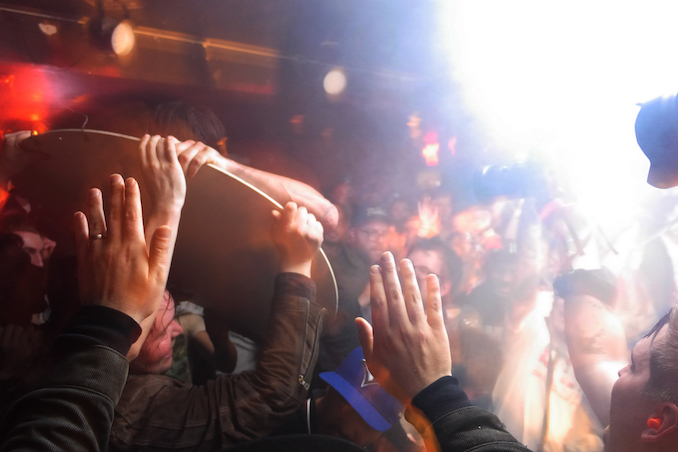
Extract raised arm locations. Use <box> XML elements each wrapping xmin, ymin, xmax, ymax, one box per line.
<box><xmin>555</xmin><ymin>269</ymin><xmax>628</xmax><ymax>427</ymax></box>
<box><xmin>355</xmin><ymin>252</ymin><xmax>531</xmax><ymax>452</ymax></box>
<box><xmin>270</xmin><ymin>202</ymin><xmax>323</xmax><ymax>277</ymax></box>
<box><xmin>138</xmin><ymin>135</ymin><xmax>185</xmax><ymax>267</ymax></box>
<box><xmin>170</xmin><ymin>138</ymin><xmax>339</xmax><ymax>231</ymax></box>
<box><xmin>127</xmin><ymin>135</ymin><xmax>186</xmax><ymax>360</ymax></box>
<box><xmin>109</xmin><ymin>202</ymin><xmax>327</xmax><ymax>449</ymax></box>
<box><xmin>0</xmin><ymin>174</ymin><xmax>174</xmax><ymax>452</ymax></box>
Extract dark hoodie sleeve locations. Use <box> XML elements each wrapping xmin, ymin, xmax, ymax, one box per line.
<box><xmin>0</xmin><ymin>305</ymin><xmax>140</xmax><ymax>452</ymax></box>
<box><xmin>60</xmin><ymin>305</ymin><xmax>141</xmax><ymax>355</ymax></box>
<box><xmin>408</xmin><ymin>376</ymin><xmax>532</xmax><ymax>452</ymax></box>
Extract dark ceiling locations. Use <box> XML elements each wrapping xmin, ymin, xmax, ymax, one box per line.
<box><xmin>0</xmin><ymin>0</ymin><xmax>467</xmax><ymax>194</ymax></box>
<box><xmin>0</xmin><ymin>0</ymin><xmax>442</xmax><ymax>100</ymax></box>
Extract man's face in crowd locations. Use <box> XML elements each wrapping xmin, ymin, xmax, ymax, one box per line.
<box><xmin>487</xmin><ymin>262</ymin><xmax>516</xmax><ymax>298</ymax></box>
<box><xmin>351</xmin><ymin>220</ymin><xmax>390</xmax><ymax>264</ymax></box>
<box><xmin>408</xmin><ymin>248</ymin><xmax>450</xmax><ymax>303</ymax></box>
<box><xmin>14</xmin><ymin>231</ymin><xmax>55</xmax><ymax>268</ymax></box>
<box><xmin>605</xmin><ymin>325</ymin><xmax>664</xmax><ymax>452</ymax></box>
<box><xmin>0</xmin><ymin>236</ymin><xmax>47</xmax><ymax>321</ymax></box>
<box><xmin>133</xmin><ymin>291</ymin><xmax>183</xmax><ymax>375</ymax></box>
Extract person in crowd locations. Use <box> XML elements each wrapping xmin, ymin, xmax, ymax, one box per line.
<box><xmin>0</xmin><ymin>232</ymin><xmax>48</xmax><ymax>327</ymax></box>
<box><xmin>355</xmin><ymin>252</ymin><xmax>531</xmax><ymax>452</ymax></box>
<box><xmin>329</xmin><ymin>204</ymin><xmax>392</xmax><ymax>323</ymax></box>
<box><xmin>0</xmin><ymin>172</ymin><xmax>175</xmax><ymax>451</ymax></box>
<box><xmin>407</xmin><ymin>237</ymin><xmax>462</xmax><ymax>317</ymax></box>
<box><xmin>4</xmin><ymin>102</ymin><xmax>339</xmax><ymax>233</ymax></box>
<box><xmin>0</xmin><ymin>220</ymin><xmax>55</xmax><ymax>269</ymax></box>
<box><xmin>317</xmin><ymin>205</ymin><xmax>392</xmax><ymax>377</ymax></box>
<box><xmin>406</xmin><ymin>237</ymin><xmax>468</xmax><ymax>399</ymax></box>
<box><xmin>274</xmin><ymin>347</ymin><xmax>405</xmax><ymax>449</ymax></box>
<box><xmin>330</xmin><ymin>205</ymin><xmax>392</xmax><ymax>299</ymax></box>
<box><xmin>456</xmin><ymin>245</ymin><xmax>603</xmax><ymax>449</ymax></box>
<box><xmin>147</xmin><ymin>102</ymin><xmax>339</xmax><ymax>232</ymax></box>
<box><xmin>0</xmin><ymin>219</ymin><xmax>57</xmax><ymax>325</ymax></box>
<box><xmin>1</xmin><ymin>189</ymin><xmax>674</xmax><ymax>452</ymax></box>
<box><xmin>458</xmin><ymin>249</ymin><xmax>536</xmax><ymax>333</ymax></box>
<box><xmin>109</xmin><ymin>200</ymin><xmax>326</xmax><ymax>451</ymax></box>
<box><xmin>555</xmin><ymin>267</ymin><xmax>678</xmax><ymax>452</ymax></box>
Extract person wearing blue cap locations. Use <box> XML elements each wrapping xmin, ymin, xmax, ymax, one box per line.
<box><xmin>273</xmin><ymin>347</ymin><xmax>406</xmax><ymax>449</ymax></box>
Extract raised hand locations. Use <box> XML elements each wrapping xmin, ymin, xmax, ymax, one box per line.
<box><xmin>139</xmin><ymin>135</ymin><xmax>186</xmax><ymax>215</ymax></box>
<box><xmin>74</xmin><ymin>174</ymin><xmax>172</xmax><ymax>325</ymax></box>
<box><xmin>355</xmin><ymin>252</ymin><xmax>452</xmax><ymax>405</ymax></box>
<box><xmin>271</xmin><ymin>202</ymin><xmax>324</xmax><ymax>278</ymax></box>
<box><xmin>171</xmin><ymin>138</ymin><xmax>225</xmax><ymax>178</ymax></box>
<box><xmin>170</xmin><ymin>137</ymin><xmax>341</xmax><ymax>233</ymax></box>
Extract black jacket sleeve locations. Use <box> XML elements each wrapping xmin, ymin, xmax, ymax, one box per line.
<box><xmin>408</xmin><ymin>376</ymin><xmax>533</xmax><ymax>452</ymax></box>
<box><xmin>0</xmin><ymin>306</ymin><xmax>141</xmax><ymax>452</ymax></box>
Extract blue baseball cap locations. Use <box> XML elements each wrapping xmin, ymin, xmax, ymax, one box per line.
<box><xmin>319</xmin><ymin>348</ymin><xmax>403</xmax><ymax>432</ymax></box>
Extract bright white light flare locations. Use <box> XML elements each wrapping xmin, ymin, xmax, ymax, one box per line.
<box><xmin>438</xmin><ymin>1</ymin><xmax>678</xmax><ymax>231</ymax></box>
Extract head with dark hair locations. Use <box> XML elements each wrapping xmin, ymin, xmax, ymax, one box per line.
<box><xmin>0</xmin><ymin>233</ymin><xmax>47</xmax><ymax>325</ymax></box>
<box><xmin>606</xmin><ymin>308</ymin><xmax>678</xmax><ymax>452</ymax></box>
<box><xmin>644</xmin><ymin>310</ymin><xmax>678</xmax><ymax>404</ymax></box>
<box><xmin>482</xmin><ymin>249</ymin><xmax>522</xmax><ymax>299</ymax></box>
<box><xmin>407</xmin><ymin>237</ymin><xmax>462</xmax><ymax>303</ymax></box>
<box><xmin>0</xmin><ymin>215</ymin><xmax>55</xmax><ymax>268</ymax></box>
<box><xmin>130</xmin><ymin>290</ymin><xmax>183</xmax><ymax>375</ymax></box>
<box><xmin>347</xmin><ymin>206</ymin><xmax>392</xmax><ymax>264</ymax></box>
<box><xmin>148</xmin><ymin>101</ymin><xmax>226</xmax><ymax>151</ymax></box>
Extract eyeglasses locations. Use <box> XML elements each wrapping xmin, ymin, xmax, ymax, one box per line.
<box><xmin>358</xmin><ymin>228</ymin><xmax>389</xmax><ymax>241</ymax></box>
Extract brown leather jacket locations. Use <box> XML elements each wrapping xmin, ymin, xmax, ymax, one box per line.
<box><xmin>109</xmin><ymin>273</ymin><xmax>325</xmax><ymax>452</ymax></box>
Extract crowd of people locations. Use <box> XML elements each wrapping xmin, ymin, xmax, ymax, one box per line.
<box><xmin>0</xmin><ymin>101</ymin><xmax>677</xmax><ymax>452</ymax></box>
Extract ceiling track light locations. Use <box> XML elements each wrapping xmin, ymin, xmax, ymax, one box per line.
<box><xmin>89</xmin><ymin>0</ymin><xmax>135</xmax><ymax>57</ymax></box>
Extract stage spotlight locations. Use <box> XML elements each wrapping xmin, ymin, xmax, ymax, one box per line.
<box><xmin>323</xmin><ymin>68</ymin><xmax>347</xmax><ymax>96</ymax></box>
<box><xmin>91</xmin><ymin>17</ymin><xmax>135</xmax><ymax>57</ymax></box>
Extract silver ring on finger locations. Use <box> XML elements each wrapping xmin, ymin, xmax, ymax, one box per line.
<box><xmin>89</xmin><ymin>233</ymin><xmax>106</xmax><ymax>242</ymax></box>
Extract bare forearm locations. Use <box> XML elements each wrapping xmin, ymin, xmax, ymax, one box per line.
<box><xmin>564</xmin><ymin>295</ymin><xmax>627</xmax><ymax>366</ymax></box>
<box><xmin>563</xmin><ymin>294</ymin><xmax>627</xmax><ymax>426</ymax></box>
<box><xmin>218</xmin><ymin>157</ymin><xmax>338</xmax><ymax>231</ymax></box>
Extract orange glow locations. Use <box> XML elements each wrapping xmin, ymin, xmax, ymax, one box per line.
<box><xmin>422</xmin><ymin>143</ymin><xmax>440</xmax><ymax>166</ymax></box>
